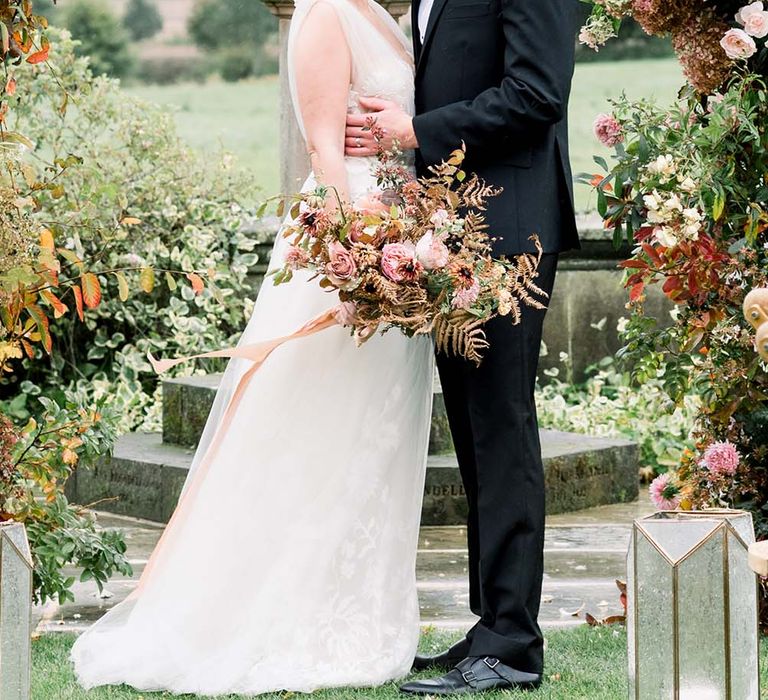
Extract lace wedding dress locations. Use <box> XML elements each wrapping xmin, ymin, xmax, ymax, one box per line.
<box><xmin>71</xmin><ymin>1</ymin><xmax>434</xmax><ymax>694</ymax></box>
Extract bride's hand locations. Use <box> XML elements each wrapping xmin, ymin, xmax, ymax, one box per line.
<box><xmin>345</xmin><ymin>97</ymin><xmax>418</xmax><ymax>156</ymax></box>
<box><xmin>355</xmin><ymin>193</ymin><xmax>389</xmax><ymax>216</ymax></box>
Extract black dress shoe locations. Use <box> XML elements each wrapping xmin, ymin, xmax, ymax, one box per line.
<box><xmin>401</xmin><ymin>656</ymin><xmax>542</xmax><ymax>695</ymax></box>
<box><xmin>411</xmin><ymin>638</ymin><xmax>470</xmax><ymax>672</ymax></box>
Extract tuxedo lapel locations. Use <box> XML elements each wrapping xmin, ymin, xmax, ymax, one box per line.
<box><xmin>416</xmin><ymin>0</ymin><xmax>448</xmax><ymax>77</ymax></box>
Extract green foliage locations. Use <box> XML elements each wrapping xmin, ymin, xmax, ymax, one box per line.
<box><xmin>61</xmin><ymin>0</ymin><xmax>135</xmax><ymax>78</ymax></box>
<box><xmin>1</xmin><ymin>391</ymin><xmax>131</xmax><ymax>605</ymax></box>
<box><xmin>3</xmin><ymin>29</ymin><xmax>262</xmax><ymax>435</ymax></box>
<box><xmin>537</xmin><ymin>354</ymin><xmax>697</xmax><ymax>476</ymax></box>
<box><xmin>122</xmin><ymin>0</ymin><xmax>163</xmax><ymax>42</ymax></box>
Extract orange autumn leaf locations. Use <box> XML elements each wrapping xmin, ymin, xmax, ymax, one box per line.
<box><xmin>27</xmin><ymin>304</ymin><xmax>52</xmax><ymax>353</ymax></box>
<box><xmin>40</xmin><ymin>289</ymin><xmax>68</xmax><ymax>319</ymax></box>
<box><xmin>5</xmin><ymin>76</ymin><xmax>16</xmax><ymax>96</ymax></box>
<box><xmin>120</xmin><ymin>216</ymin><xmax>142</xmax><ymax>226</ymax></box>
<box><xmin>72</xmin><ymin>285</ymin><xmax>84</xmax><ymax>321</ymax></box>
<box><xmin>589</xmin><ymin>174</ymin><xmax>612</xmax><ymax>192</ymax></box>
<box><xmin>39</xmin><ymin>228</ymin><xmax>54</xmax><ymax>250</ymax></box>
<box><xmin>186</xmin><ymin>272</ymin><xmax>205</xmax><ymax>295</ymax></box>
<box><xmin>26</xmin><ymin>39</ymin><xmax>49</xmax><ymax>65</ymax></box>
<box><xmin>81</xmin><ymin>272</ymin><xmax>101</xmax><ymax>309</ymax></box>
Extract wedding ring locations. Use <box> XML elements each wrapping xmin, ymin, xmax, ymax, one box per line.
<box><xmin>355</xmin><ymin>137</ymin><xmax>362</xmax><ymax>148</ymax></box>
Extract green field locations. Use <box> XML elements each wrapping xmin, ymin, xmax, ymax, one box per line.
<box><xmin>127</xmin><ymin>58</ymin><xmax>684</xmax><ymax>211</ymax></box>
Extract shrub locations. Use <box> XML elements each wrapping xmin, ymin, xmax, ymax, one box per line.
<box><xmin>122</xmin><ymin>0</ymin><xmax>163</xmax><ymax>42</ymax></box>
<box><xmin>537</xmin><ymin>355</ymin><xmax>697</xmax><ymax>476</ymax></box>
<box><xmin>187</xmin><ymin>0</ymin><xmax>276</xmax><ymax>51</ymax></box>
<box><xmin>4</xmin><ymin>29</ymin><xmax>263</xmax><ymax>435</ymax></box>
<box><xmin>61</xmin><ymin>0</ymin><xmax>135</xmax><ymax>78</ymax></box>
<box><xmin>188</xmin><ymin>0</ymin><xmax>278</xmax><ymax>81</ymax></box>
<box><xmin>136</xmin><ymin>55</ymin><xmax>212</xmax><ymax>85</ymax></box>
<box><xmin>218</xmin><ymin>46</ymin><xmax>254</xmax><ymax>83</ymax></box>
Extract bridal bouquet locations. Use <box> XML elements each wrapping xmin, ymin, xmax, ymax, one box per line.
<box><xmin>270</xmin><ymin>135</ymin><xmax>546</xmax><ymax>364</ymax></box>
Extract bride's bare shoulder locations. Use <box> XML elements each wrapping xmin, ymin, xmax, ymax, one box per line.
<box><xmin>299</xmin><ymin>0</ymin><xmax>346</xmax><ymax>36</ymax></box>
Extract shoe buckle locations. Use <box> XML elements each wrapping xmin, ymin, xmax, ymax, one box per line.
<box><xmin>461</xmin><ymin>670</ymin><xmax>477</xmax><ymax>685</ymax></box>
<box><xmin>484</xmin><ymin>657</ymin><xmax>500</xmax><ymax>669</ymax></box>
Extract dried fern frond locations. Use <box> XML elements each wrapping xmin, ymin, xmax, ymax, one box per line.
<box><xmin>433</xmin><ymin>312</ymin><xmax>489</xmax><ymax>366</ymax></box>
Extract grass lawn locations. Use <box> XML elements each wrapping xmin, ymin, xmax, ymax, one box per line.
<box><xmin>32</xmin><ymin>626</ymin><xmax>768</xmax><ymax>699</ymax></box>
<box><xmin>126</xmin><ymin>58</ymin><xmax>684</xmax><ymax>212</ymax></box>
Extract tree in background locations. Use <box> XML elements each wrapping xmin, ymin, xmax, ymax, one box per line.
<box><xmin>123</xmin><ymin>0</ymin><xmax>163</xmax><ymax>42</ymax></box>
<box><xmin>61</xmin><ymin>0</ymin><xmax>134</xmax><ymax>78</ymax></box>
<box><xmin>188</xmin><ymin>0</ymin><xmax>277</xmax><ymax>81</ymax></box>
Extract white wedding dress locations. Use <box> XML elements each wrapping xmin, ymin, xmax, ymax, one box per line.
<box><xmin>71</xmin><ymin>1</ymin><xmax>434</xmax><ymax>694</ymax></box>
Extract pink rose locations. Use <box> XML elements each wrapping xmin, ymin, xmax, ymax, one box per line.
<box><xmin>333</xmin><ymin>301</ymin><xmax>358</xmax><ymax>326</ymax></box>
<box><xmin>451</xmin><ymin>277</ymin><xmax>480</xmax><ymax>310</ymax></box>
<box><xmin>415</xmin><ymin>231</ymin><xmax>450</xmax><ymax>270</ymax></box>
<box><xmin>721</xmin><ymin>28</ymin><xmax>757</xmax><ymax>59</ymax></box>
<box><xmin>325</xmin><ymin>241</ymin><xmax>357</xmax><ymax>287</ymax></box>
<box><xmin>381</xmin><ymin>242</ymin><xmax>423</xmax><ymax>282</ymax></box>
<box><xmin>592</xmin><ymin>113</ymin><xmax>624</xmax><ymax>147</ymax></box>
<box><xmin>284</xmin><ymin>245</ymin><xmax>309</xmax><ymax>270</ymax></box>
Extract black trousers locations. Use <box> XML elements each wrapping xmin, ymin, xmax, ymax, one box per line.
<box><xmin>435</xmin><ymin>253</ymin><xmax>558</xmax><ymax>674</ymax></box>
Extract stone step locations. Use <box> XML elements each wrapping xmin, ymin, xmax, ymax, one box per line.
<box><xmin>66</xmin><ymin>430</ymin><xmax>639</xmax><ymax>526</ymax></box>
<box><xmin>34</xmin><ymin>511</ymin><xmax>635</xmax><ymax>634</ymax></box>
<box><xmin>162</xmin><ymin>373</ymin><xmax>454</xmax><ymax>455</ymax></box>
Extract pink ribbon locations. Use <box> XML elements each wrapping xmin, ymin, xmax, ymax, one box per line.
<box><xmin>135</xmin><ymin>308</ymin><xmax>339</xmax><ymax>592</ymax></box>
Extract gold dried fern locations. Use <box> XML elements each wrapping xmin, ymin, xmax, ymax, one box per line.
<box><xmin>434</xmin><ymin>312</ymin><xmax>489</xmax><ymax>366</ymax></box>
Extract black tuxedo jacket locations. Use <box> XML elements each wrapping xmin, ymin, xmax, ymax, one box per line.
<box><xmin>411</xmin><ymin>0</ymin><xmax>580</xmax><ymax>255</ymax></box>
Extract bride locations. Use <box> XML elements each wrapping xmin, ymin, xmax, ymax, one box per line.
<box><xmin>70</xmin><ymin>0</ymin><xmax>434</xmax><ymax>694</ymax></box>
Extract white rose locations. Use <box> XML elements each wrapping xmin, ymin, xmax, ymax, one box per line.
<box><xmin>721</xmin><ymin>28</ymin><xmax>758</xmax><ymax>59</ymax></box>
<box><xmin>737</xmin><ymin>1</ymin><xmax>764</xmax><ymax>25</ymax></box>
<box><xmin>744</xmin><ymin>10</ymin><xmax>768</xmax><ymax>37</ymax></box>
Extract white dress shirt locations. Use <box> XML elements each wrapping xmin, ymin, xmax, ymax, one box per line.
<box><xmin>417</xmin><ymin>0</ymin><xmax>436</xmax><ymax>44</ymax></box>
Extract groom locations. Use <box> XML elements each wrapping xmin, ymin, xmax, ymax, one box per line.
<box><xmin>346</xmin><ymin>0</ymin><xmax>579</xmax><ymax>694</ymax></box>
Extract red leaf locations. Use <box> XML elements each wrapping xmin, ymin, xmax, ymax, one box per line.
<box><xmin>641</xmin><ymin>243</ymin><xmax>663</xmax><ymax>267</ymax></box>
<box><xmin>629</xmin><ymin>282</ymin><xmax>645</xmax><ymax>302</ymax></box>
<box><xmin>619</xmin><ymin>260</ymin><xmax>648</xmax><ymax>270</ymax></box>
<box><xmin>81</xmin><ymin>273</ymin><xmax>101</xmax><ymax>309</ymax></box>
<box><xmin>72</xmin><ymin>285</ymin><xmax>84</xmax><ymax>321</ymax></box>
<box><xmin>5</xmin><ymin>76</ymin><xmax>16</xmax><ymax>96</ymax></box>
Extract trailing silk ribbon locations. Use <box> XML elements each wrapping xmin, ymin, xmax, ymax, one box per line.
<box><xmin>136</xmin><ymin>308</ymin><xmax>339</xmax><ymax>592</ymax></box>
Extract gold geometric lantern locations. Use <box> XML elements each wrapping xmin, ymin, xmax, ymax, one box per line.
<box><xmin>0</xmin><ymin>522</ymin><xmax>33</xmax><ymax>700</ymax></box>
<box><xmin>628</xmin><ymin>510</ymin><xmax>758</xmax><ymax>700</ymax></box>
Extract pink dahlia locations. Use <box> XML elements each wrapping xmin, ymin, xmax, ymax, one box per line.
<box><xmin>649</xmin><ymin>472</ymin><xmax>682</xmax><ymax>510</ymax></box>
<box><xmin>699</xmin><ymin>441</ymin><xmax>741</xmax><ymax>476</ymax></box>
<box><xmin>593</xmin><ymin>113</ymin><xmax>624</xmax><ymax>147</ymax></box>
<box><xmin>452</xmin><ymin>277</ymin><xmax>481</xmax><ymax>310</ymax></box>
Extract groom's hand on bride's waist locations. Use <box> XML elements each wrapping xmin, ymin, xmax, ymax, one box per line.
<box><xmin>345</xmin><ymin>97</ymin><xmax>418</xmax><ymax>157</ymax></box>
